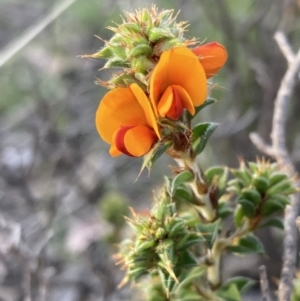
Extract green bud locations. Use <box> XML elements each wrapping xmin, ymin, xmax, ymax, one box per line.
<box><xmin>156</xmin><ymin>38</ymin><xmax>185</xmax><ymax>53</ymax></box>
<box><xmin>110</xmin><ymin>45</ymin><xmax>127</xmax><ymax>60</ymax></box>
<box><xmin>141</xmin><ymin>9</ymin><xmax>151</xmax><ymax>23</ymax></box>
<box><xmin>148</xmin><ymin>27</ymin><xmax>174</xmax><ymax>42</ymax></box>
<box><xmin>132</xmin><ymin>56</ymin><xmax>155</xmax><ymax>73</ymax></box>
<box><xmin>269</xmin><ymin>172</ymin><xmax>289</xmax><ymax>187</ymax></box>
<box><xmin>110</xmin><ymin>73</ymin><xmax>141</xmax><ymax>87</ymax></box>
<box><xmin>158</xmin><ymin>239</ymin><xmax>174</xmax><ymax>263</ymax></box>
<box><xmin>231</xmin><ymin>169</ymin><xmax>251</xmax><ymax>186</ymax></box>
<box><xmin>253</xmin><ymin>175</ymin><xmax>269</xmax><ymax>193</ymax></box>
<box><xmin>241</xmin><ymin>188</ymin><xmax>261</xmax><ymax>205</ymax></box>
<box><xmin>133</xmin><ymin>36</ymin><xmax>149</xmax><ymax>46</ymax></box>
<box><xmin>128</xmin><ymin>44</ymin><xmax>153</xmax><ymax>59</ymax></box>
<box><xmin>109</xmin><ymin>33</ymin><xmax>126</xmax><ymax>44</ymax></box>
<box><xmin>120</xmin><ymin>23</ymin><xmax>141</xmax><ymax>34</ymax></box>
<box><xmin>156</xmin><ymin>227</ymin><xmax>167</xmax><ymax>240</ymax></box>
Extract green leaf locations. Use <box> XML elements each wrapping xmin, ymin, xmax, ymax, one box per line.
<box><xmin>218</xmin><ymin>202</ymin><xmax>233</xmax><ymax>218</ymax></box>
<box><xmin>205</xmin><ymin>166</ymin><xmax>228</xmax><ymax>191</ymax></box>
<box><xmin>227</xmin><ymin>234</ymin><xmax>264</xmax><ymax>255</ymax></box>
<box><xmin>237</xmin><ymin>198</ymin><xmax>256</xmax><ymax>218</ymax></box>
<box><xmin>260</xmin><ymin>197</ymin><xmax>286</xmax><ymax>216</ymax></box>
<box><xmin>175</xmin><ymin>266</ymin><xmax>205</xmax><ymax>294</ymax></box>
<box><xmin>217</xmin><ymin>283</ymin><xmax>242</xmax><ymax>301</ymax></box>
<box><xmin>252</xmin><ymin>176</ymin><xmax>269</xmax><ymax>193</ymax></box>
<box><xmin>170</xmin><ymin>171</ymin><xmax>194</xmax><ymax>195</ymax></box>
<box><xmin>141</xmin><ymin>141</ymin><xmax>172</xmax><ymax>172</ymax></box>
<box><xmin>193</xmin><ymin>98</ymin><xmax>218</xmax><ymax>117</ymax></box>
<box><xmin>222</xmin><ymin>276</ymin><xmax>256</xmax><ymax>294</ymax></box>
<box><xmin>234</xmin><ymin>205</ymin><xmax>244</xmax><ymax>227</ymax></box>
<box><xmin>174</xmin><ymin>187</ymin><xmax>195</xmax><ymax>204</ymax></box>
<box><xmin>197</xmin><ymin>220</ymin><xmax>220</xmax><ymax>248</ymax></box>
<box><xmin>191</xmin><ymin>122</ymin><xmax>219</xmax><ymax>155</ymax></box>
<box><xmin>259</xmin><ymin>217</ymin><xmax>284</xmax><ymax>230</ymax></box>
<box><xmin>241</xmin><ymin>188</ymin><xmax>261</xmax><ymax>205</ymax></box>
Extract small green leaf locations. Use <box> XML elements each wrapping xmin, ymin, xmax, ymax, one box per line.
<box><xmin>193</xmin><ymin>98</ymin><xmax>218</xmax><ymax>117</ymax></box>
<box><xmin>197</xmin><ymin>220</ymin><xmax>220</xmax><ymax>248</ymax></box>
<box><xmin>174</xmin><ymin>187</ymin><xmax>195</xmax><ymax>204</ymax></box>
<box><xmin>104</xmin><ymin>58</ymin><xmax>129</xmax><ymax>68</ymax></box>
<box><xmin>222</xmin><ymin>276</ymin><xmax>256</xmax><ymax>294</ymax></box>
<box><xmin>267</xmin><ymin>180</ymin><xmax>296</xmax><ymax>195</ymax></box>
<box><xmin>141</xmin><ymin>141</ymin><xmax>172</xmax><ymax>172</ymax></box>
<box><xmin>205</xmin><ymin>166</ymin><xmax>228</xmax><ymax>189</ymax></box>
<box><xmin>218</xmin><ymin>202</ymin><xmax>233</xmax><ymax>218</ymax></box>
<box><xmin>135</xmin><ymin>239</ymin><xmax>156</xmax><ymax>252</ymax></box>
<box><xmin>217</xmin><ymin>284</ymin><xmax>242</xmax><ymax>301</ymax></box>
<box><xmin>128</xmin><ymin>44</ymin><xmax>153</xmax><ymax>58</ymax></box>
<box><xmin>259</xmin><ymin>217</ymin><xmax>284</xmax><ymax>230</ymax></box>
<box><xmin>192</xmin><ymin>122</ymin><xmax>219</xmax><ymax>155</ymax></box>
<box><xmin>227</xmin><ymin>234</ymin><xmax>264</xmax><ymax>255</ymax></box>
<box><xmin>234</xmin><ymin>205</ymin><xmax>244</xmax><ymax>227</ymax></box>
<box><xmin>237</xmin><ymin>198</ymin><xmax>256</xmax><ymax>218</ymax></box>
<box><xmin>260</xmin><ymin>197</ymin><xmax>286</xmax><ymax>216</ymax></box>
<box><xmin>269</xmin><ymin>172</ymin><xmax>288</xmax><ymax>187</ymax></box>
<box><xmin>241</xmin><ymin>188</ymin><xmax>261</xmax><ymax>205</ymax></box>
<box><xmin>252</xmin><ymin>176</ymin><xmax>270</xmax><ymax>193</ymax></box>
<box><xmin>174</xmin><ymin>266</ymin><xmax>206</xmax><ymax>294</ymax></box>
<box><xmin>170</xmin><ymin>171</ymin><xmax>194</xmax><ymax>195</ymax></box>
<box><xmin>148</xmin><ymin>26</ymin><xmax>174</xmax><ymax>42</ymax></box>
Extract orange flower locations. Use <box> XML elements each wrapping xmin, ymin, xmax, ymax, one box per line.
<box><xmin>96</xmin><ymin>83</ymin><xmax>160</xmax><ymax>157</ymax></box>
<box><xmin>191</xmin><ymin>42</ymin><xmax>227</xmax><ymax>78</ymax></box>
<box><xmin>150</xmin><ymin>47</ymin><xmax>207</xmax><ymax>120</ymax></box>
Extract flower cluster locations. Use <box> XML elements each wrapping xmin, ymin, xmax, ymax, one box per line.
<box><xmin>90</xmin><ymin>6</ymin><xmax>227</xmax><ymax>158</ymax></box>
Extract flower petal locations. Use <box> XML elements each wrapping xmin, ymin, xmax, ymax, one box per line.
<box><xmin>150</xmin><ymin>46</ymin><xmax>207</xmax><ymax>108</ymax></box>
<box><xmin>129</xmin><ymin>83</ymin><xmax>161</xmax><ymax>139</ymax></box>
<box><xmin>192</xmin><ymin>42</ymin><xmax>227</xmax><ymax>78</ymax></box>
<box><xmin>96</xmin><ymin>86</ymin><xmax>149</xmax><ymax>144</ymax></box>
<box><xmin>157</xmin><ymin>86</ymin><xmax>184</xmax><ymax>120</ymax></box>
<box><xmin>123</xmin><ymin>125</ymin><xmax>158</xmax><ymax>157</ymax></box>
<box><xmin>109</xmin><ymin>144</ymin><xmax>122</xmax><ymax>157</ymax></box>
<box><xmin>172</xmin><ymin>85</ymin><xmax>195</xmax><ymax>116</ymax></box>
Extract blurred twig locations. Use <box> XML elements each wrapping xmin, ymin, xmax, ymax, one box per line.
<box><xmin>0</xmin><ymin>0</ymin><xmax>77</xmax><ymax>68</ymax></box>
<box><xmin>250</xmin><ymin>31</ymin><xmax>300</xmax><ymax>301</ymax></box>
<box><xmin>259</xmin><ymin>265</ymin><xmax>272</xmax><ymax>301</ymax></box>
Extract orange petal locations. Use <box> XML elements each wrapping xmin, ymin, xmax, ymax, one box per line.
<box><xmin>96</xmin><ymin>86</ymin><xmax>149</xmax><ymax>144</ymax></box>
<box><xmin>150</xmin><ymin>46</ymin><xmax>207</xmax><ymax>109</ymax></box>
<box><xmin>123</xmin><ymin>125</ymin><xmax>158</xmax><ymax>157</ymax></box>
<box><xmin>172</xmin><ymin>85</ymin><xmax>195</xmax><ymax>116</ymax></box>
<box><xmin>157</xmin><ymin>86</ymin><xmax>183</xmax><ymax>120</ymax></box>
<box><xmin>109</xmin><ymin>144</ymin><xmax>122</xmax><ymax>157</ymax></box>
<box><xmin>192</xmin><ymin>42</ymin><xmax>227</xmax><ymax>78</ymax></box>
<box><xmin>129</xmin><ymin>83</ymin><xmax>161</xmax><ymax>139</ymax></box>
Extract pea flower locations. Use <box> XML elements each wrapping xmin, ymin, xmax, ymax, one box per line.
<box><xmin>96</xmin><ymin>83</ymin><xmax>160</xmax><ymax>157</ymax></box>
<box><xmin>150</xmin><ymin>47</ymin><xmax>207</xmax><ymax>120</ymax></box>
<box><xmin>191</xmin><ymin>42</ymin><xmax>228</xmax><ymax>78</ymax></box>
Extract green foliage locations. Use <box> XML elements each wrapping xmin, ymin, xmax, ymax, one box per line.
<box><xmin>228</xmin><ymin>160</ymin><xmax>296</xmax><ymax>229</ymax></box>
<box><xmin>191</xmin><ymin>122</ymin><xmax>219</xmax><ymax>155</ymax></box>
<box><xmin>227</xmin><ymin>234</ymin><xmax>264</xmax><ymax>255</ymax></box>
<box><xmin>118</xmin><ymin>193</ymin><xmax>203</xmax><ymax>296</ymax></box>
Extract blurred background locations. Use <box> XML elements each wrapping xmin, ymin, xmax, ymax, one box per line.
<box><xmin>0</xmin><ymin>0</ymin><xmax>299</xmax><ymax>300</ymax></box>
